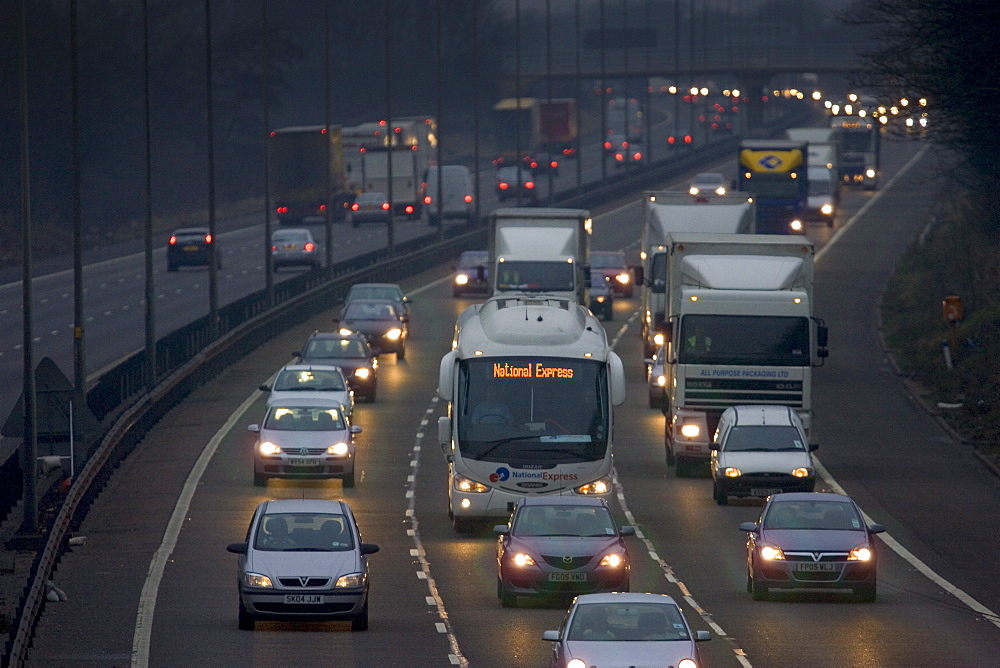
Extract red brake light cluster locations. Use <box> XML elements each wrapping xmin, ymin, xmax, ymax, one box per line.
<box><xmin>304</xmin><ymin>242</ymin><xmax>315</xmax><ymax>252</ymax></box>
<box><xmin>276</xmin><ymin>206</ymin><xmax>288</xmax><ymax>214</ymax></box>
<box><xmin>204</xmin><ymin>234</ymin><xmax>213</xmax><ymax>244</ymax></box>
<box><xmin>169</xmin><ymin>236</ymin><xmax>178</xmax><ymax>245</ymax></box>
<box><xmin>464</xmin><ymin>195</ymin><xmax>473</xmax><ymax>203</ymax></box>
<box><xmin>524</xmin><ymin>181</ymin><xmax>535</xmax><ymax>189</ymax></box>
<box><xmin>381</xmin><ymin>203</ymin><xmax>390</xmax><ymax>210</ymax></box>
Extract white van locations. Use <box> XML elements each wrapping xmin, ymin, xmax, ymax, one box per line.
<box><xmin>422</xmin><ymin>165</ymin><xmax>474</xmax><ymax>226</ymax></box>
<box><xmin>805</xmin><ymin>165</ymin><xmax>838</xmax><ymax>227</ymax></box>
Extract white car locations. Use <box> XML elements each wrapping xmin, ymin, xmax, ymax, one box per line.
<box><xmin>710</xmin><ymin>405</ymin><xmax>817</xmax><ymax>505</ymax></box>
<box><xmin>248</xmin><ymin>400</ymin><xmax>361</xmax><ymax>488</ymax></box>
<box><xmin>226</xmin><ymin>498</ymin><xmax>379</xmax><ymax>631</ymax></box>
<box><xmin>542</xmin><ymin>593</ymin><xmax>711</xmax><ymax>667</ymax></box>
<box><xmin>688</xmin><ymin>172</ymin><xmax>727</xmax><ymax>196</ymax></box>
<box><xmin>259</xmin><ymin>364</ymin><xmax>354</xmax><ymax>417</ymax></box>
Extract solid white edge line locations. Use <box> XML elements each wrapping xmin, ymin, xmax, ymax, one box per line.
<box><xmin>131</xmin><ymin>390</ymin><xmax>262</xmax><ymax>667</ymax></box>
<box><xmin>813</xmin><ymin>457</ymin><xmax>1000</xmax><ymax>628</ymax></box>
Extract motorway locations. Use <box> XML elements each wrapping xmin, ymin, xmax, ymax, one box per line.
<box><xmin>20</xmin><ymin>135</ymin><xmax>1000</xmax><ymax>667</ymax></box>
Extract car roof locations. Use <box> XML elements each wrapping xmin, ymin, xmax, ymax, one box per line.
<box><xmin>573</xmin><ymin>592</ymin><xmax>680</xmax><ymax>606</ymax></box>
<box><xmin>459</xmin><ymin>250</ymin><xmax>488</xmax><ymax>261</ymax></box>
<box><xmin>266</xmin><ymin>397</ymin><xmax>349</xmax><ymax>409</ymax></box>
<box><xmin>261</xmin><ymin>498</ymin><xmax>348</xmax><ymax>515</ymax></box>
<box><xmin>767</xmin><ymin>492</ymin><xmax>855</xmax><ymax>505</ymax></box>
<box><xmin>278</xmin><ymin>364</ymin><xmax>346</xmax><ymax>376</ymax></box>
<box><xmin>350</xmin><ymin>282</ymin><xmax>400</xmax><ymax>289</ymax></box>
<box><xmin>517</xmin><ymin>496</ymin><xmax>608</xmax><ymax>508</ymax></box>
<box><xmin>692</xmin><ymin>172</ymin><xmax>724</xmax><ymax>182</ymax></box>
<box><xmin>728</xmin><ymin>405</ymin><xmax>798</xmax><ymax>427</ymax></box>
<box><xmin>308</xmin><ymin>330</ymin><xmax>364</xmax><ymax>340</ymax></box>
<box><xmin>356</xmin><ymin>191</ymin><xmax>387</xmax><ymax>199</ymax></box>
<box><xmin>171</xmin><ymin>227</ymin><xmax>209</xmax><ymax>234</ymax></box>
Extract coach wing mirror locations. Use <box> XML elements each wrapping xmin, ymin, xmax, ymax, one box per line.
<box><xmin>476</xmin><ymin>265</ymin><xmax>486</xmax><ymax>281</ymax></box>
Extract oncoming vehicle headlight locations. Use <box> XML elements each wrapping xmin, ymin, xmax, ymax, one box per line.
<box><xmin>723</xmin><ymin>467</ymin><xmax>742</xmax><ymax>477</ymax></box>
<box><xmin>759</xmin><ymin>545</ymin><xmax>785</xmax><ymax>560</ymax></box>
<box><xmin>243</xmin><ymin>572</ymin><xmax>273</xmax><ymax>588</ymax></box>
<box><xmin>512</xmin><ymin>553</ymin><xmax>536</xmax><ymax>567</ymax></box>
<box><xmin>656</xmin><ymin>374</ymin><xmax>666</xmax><ymax>387</ymax></box>
<box><xmin>688</xmin><ymin>186</ymin><xmax>700</xmax><ymax>195</ymax></box>
<box><xmin>454</xmin><ymin>474</ymin><xmax>489</xmax><ymax>493</ymax></box>
<box><xmin>576</xmin><ymin>477</ymin><xmax>611</xmax><ymax>495</ymax></box>
<box><xmin>598</xmin><ymin>553</ymin><xmax>624</xmax><ymax>568</ymax></box>
<box><xmin>714</xmin><ymin>186</ymin><xmax>726</xmax><ymax>195</ymax></box>
<box><xmin>327</xmin><ymin>442</ymin><xmax>350</xmax><ymax>456</ymax></box>
<box><xmin>653</xmin><ymin>333</ymin><xmax>665</xmax><ymax>346</ymax></box>
<box><xmin>567</xmin><ymin>660</ymin><xmax>587</xmax><ymax>668</ymax></box>
<box><xmin>616</xmin><ymin>273</ymin><xmax>630</xmax><ymax>285</ymax></box>
<box><xmin>820</xmin><ymin>203</ymin><xmax>834</xmax><ymax>215</ymax></box>
<box><xmin>335</xmin><ymin>572</ymin><xmax>367</xmax><ymax>588</ymax></box>
<box><xmin>678</xmin><ymin>659</ymin><xmax>698</xmax><ymax>668</ymax></box>
<box><xmin>385</xmin><ymin>328</ymin><xmax>403</xmax><ymax>340</ymax></box>
<box><xmin>595</xmin><ymin>296</ymin><xmax>606</xmax><ymax>303</ymax></box>
<box><xmin>849</xmin><ymin>545</ymin><xmax>873</xmax><ymax>561</ymax></box>
<box><xmin>865</xmin><ymin>168</ymin><xmax>876</xmax><ymax>178</ymax></box>
<box><xmin>258</xmin><ymin>441</ymin><xmax>282</xmax><ymax>456</ymax></box>
<box><xmin>354</xmin><ymin>368</ymin><xmax>371</xmax><ymax>379</ymax></box>
<box><xmin>790</xmin><ymin>219</ymin><xmax>804</xmax><ymax>232</ymax></box>
<box><xmin>455</xmin><ymin>274</ymin><xmax>469</xmax><ymax>285</ymax></box>
<box><xmin>679</xmin><ymin>423</ymin><xmax>701</xmax><ymax>439</ymax></box>
<box><xmin>791</xmin><ymin>467</ymin><xmax>812</xmax><ymax>478</ymax></box>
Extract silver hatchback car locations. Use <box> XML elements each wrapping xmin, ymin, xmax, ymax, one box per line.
<box><xmin>248</xmin><ymin>400</ymin><xmax>361</xmax><ymax>487</ymax></box>
<box><xmin>226</xmin><ymin>499</ymin><xmax>379</xmax><ymax>631</ymax></box>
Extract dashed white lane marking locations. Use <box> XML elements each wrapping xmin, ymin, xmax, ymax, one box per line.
<box><xmin>611</xmin><ymin>313</ymin><xmax>753</xmax><ymax>667</ymax></box>
<box><xmin>406</xmin><ymin>394</ymin><xmax>468</xmax><ymax>667</ymax></box>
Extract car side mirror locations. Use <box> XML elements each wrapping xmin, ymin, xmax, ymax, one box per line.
<box><xmin>809</xmin><ymin>443</ymin><xmax>819</xmax><ymax>451</ymax></box>
<box><xmin>360</xmin><ymin>543</ymin><xmax>380</xmax><ymax>555</ymax></box>
<box><xmin>351</xmin><ymin>425</ymin><xmax>363</xmax><ymax>434</ymax></box>
<box><xmin>258</xmin><ymin>384</ymin><xmax>270</xmax><ymax>392</ymax></box>
<box><xmin>868</xmin><ymin>523</ymin><xmax>886</xmax><ymax>534</ymax></box>
<box><xmin>619</xmin><ymin>526</ymin><xmax>635</xmax><ymax>537</ymax></box>
<box><xmin>739</xmin><ymin>521</ymin><xmax>758</xmax><ymax>532</ymax></box>
<box><xmin>247</xmin><ymin>424</ymin><xmax>260</xmax><ymax>433</ymax></box>
<box><xmin>291</xmin><ymin>351</ymin><xmax>302</xmax><ymax>357</ymax></box>
<box><xmin>226</xmin><ymin>542</ymin><xmax>248</xmax><ymax>554</ymax></box>
<box><xmin>696</xmin><ymin>630</ymin><xmax>712</xmax><ymax>642</ymax></box>
<box><xmin>710</xmin><ymin>442</ymin><xmax>721</xmax><ymax>451</ymax></box>
<box><xmin>542</xmin><ymin>630</ymin><xmax>561</xmax><ymax>642</ymax></box>
<box><xmin>493</xmin><ymin>525</ymin><xmax>509</xmax><ymax>536</ymax></box>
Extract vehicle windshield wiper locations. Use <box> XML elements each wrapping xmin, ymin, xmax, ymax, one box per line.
<box><xmin>475</xmin><ymin>435</ymin><xmax>542</xmax><ymax>458</ymax></box>
<box><xmin>530</xmin><ymin>447</ymin><xmax>591</xmax><ymax>461</ymax></box>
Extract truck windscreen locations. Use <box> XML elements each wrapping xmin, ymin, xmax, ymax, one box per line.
<box><xmin>495</xmin><ymin>261</ymin><xmax>575</xmax><ymax>292</ymax></box>
<box><xmin>678</xmin><ymin>315</ymin><xmax>810</xmax><ymax>366</ymax></box>
<box><xmin>456</xmin><ymin>357</ymin><xmax>609</xmax><ymax>463</ymax></box>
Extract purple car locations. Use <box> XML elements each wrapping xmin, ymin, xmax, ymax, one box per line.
<box><xmin>494</xmin><ymin>496</ymin><xmax>634</xmax><ymax>607</ymax></box>
<box><xmin>740</xmin><ymin>492</ymin><xmax>885</xmax><ymax>602</ymax></box>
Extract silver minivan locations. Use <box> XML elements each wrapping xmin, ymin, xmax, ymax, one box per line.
<box><xmin>422</xmin><ymin>165</ymin><xmax>474</xmax><ymax>225</ymax></box>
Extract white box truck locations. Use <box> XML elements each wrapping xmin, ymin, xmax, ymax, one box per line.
<box><xmin>488</xmin><ymin>208</ymin><xmax>592</xmax><ymax>305</ymax></box>
<box><xmin>658</xmin><ymin>233</ymin><xmax>828</xmax><ymax>476</ymax></box>
<box><xmin>638</xmin><ymin>192</ymin><xmax>756</xmax><ymax>360</ymax></box>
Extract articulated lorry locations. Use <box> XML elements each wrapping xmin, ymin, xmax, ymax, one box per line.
<box><xmin>268</xmin><ymin>126</ymin><xmax>351</xmax><ymax>224</ymax></box>
<box><xmin>658</xmin><ymin>233</ymin><xmax>828</xmax><ymax>475</ymax></box>
<box><xmin>737</xmin><ymin>139</ymin><xmax>808</xmax><ymax>234</ymax></box>
<box><xmin>437</xmin><ymin>294</ymin><xmax>626</xmax><ymax>532</ymax></box>
<box><xmin>638</xmin><ymin>192</ymin><xmax>756</xmax><ymax>360</ymax></box>
<box><xmin>488</xmin><ymin>208</ymin><xmax>592</xmax><ymax>305</ymax></box>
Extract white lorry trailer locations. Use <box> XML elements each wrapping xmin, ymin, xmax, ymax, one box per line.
<box><xmin>638</xmin><ymin>192</ymin><xmax>756</xmax><ymax>360</ymax></box>
<box><xmin>659</xmin><ymin>233</ymin><xmax>828</xmax><ymax>475</ymax></box>
<box><xmin>437</xmin><ymin>294</ymin><xmax>627</xmax><ymax>532</ymax></box>
<box><xmin>488</xmin><ymin>208</ymin><xmax>592</xmax><ymax>305</ymax></box>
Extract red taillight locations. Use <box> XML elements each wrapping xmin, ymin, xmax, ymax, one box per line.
<box><xmin>603</xmin><ymin>141</ymin><xmax>612</xmax><ymax>150</ymax></box>
<box><xmin>204</xmin><ymin>234</ymin><xmax>213</xmax><ymax>244</ymax></box>
<box><xmin>319</xmin><ymin>204</ymin><xmax>326</xmax><ymax>212</ymax></box>
<box><xmin>499</xmin><ymin>182</ymin><xmax>509</xmax><ymax>190</ymax></box>
<box><xmin>351</xmin><ymin>204</ymin><xmax>360</xmax><ymax>211</ymax></box>
<box><xmin>304</xmin><ymin>242</ymin><xmax>315</xmax><ymax>252</ymax></box>
<box><xmin>169</xmin><ymin>235</ymin><xmax>178</xmax><ymax>245</ymax></box>
<box><xmin>277</xmin><ymin>206</ymin><xmax>288</xmax><ymax>214</ymax></box>
<box><xmin>615</xmin><ymin>154</ymin><xmax>624</xmax><ymax>162</ymax></box>
<box><xmin>524</xmin><ymin>181</ymin><xmax>535</xmax><ymax>189</ymax></box>
<box><xmin>270</xmin><ymin>245</ymin><xmax>277</xmax><ymax>251</ymax></box>
<box><xmin>424</xmin><ymin>196</ymin><xmax>432</xmax><ymax>204</ymax></box>
<box><xmin>684</xmin><ymin>135</ymin><xmax>693</xmax><ymax>144</ymax></box>
<box><xmin>405</xmin><ymin>205</ymin><xmax>414</xmax><ymax>214</ymax></box>
<box><xmin>529</xmin><ymin>161</ymin><xmax>539</xmax><ymax>169</ymax></box>
<box><xmin>464</xmin><ymin>195</ymin><xmax>473</xmax><ymax>203</ymax></box>
<box><xmin>667</xmin><ymin>136</ymin><xmax>676</xmax><ymax>145</ymax></box>
<box><xmin>381</xmin><ymin>203</ymin><xmax>390</xmax><ymax>210</ymax></box>
<box><xmin>633</xmin><ymin>152</ymin><xmax>642</xmax><ymax>160</ymax></box>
